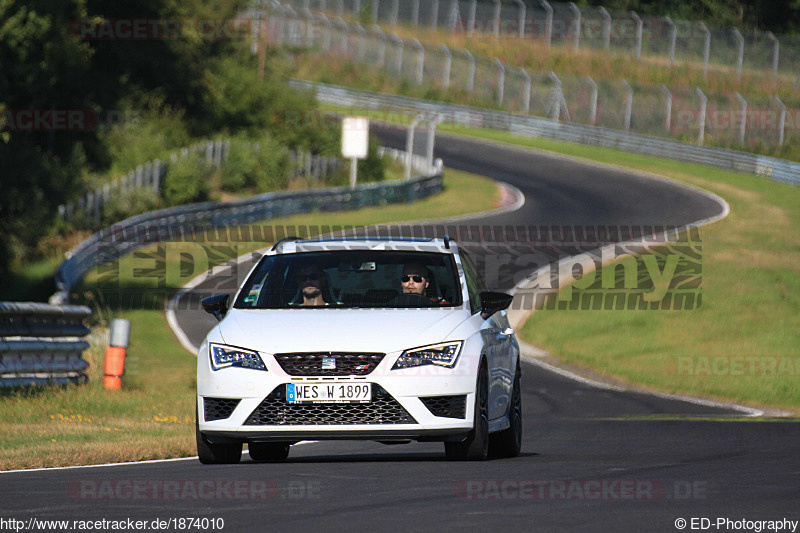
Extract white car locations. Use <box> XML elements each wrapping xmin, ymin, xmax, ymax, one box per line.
<box><xmin>196</xmin><ymin>236</ymin><xmax>522</xmax><ymax>463</ymax></box>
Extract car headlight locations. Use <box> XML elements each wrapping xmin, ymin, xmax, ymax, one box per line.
<box><xmin>392</xmin><ymin>341</ymin><xmax>463</xmax><ymax>370</ymax></box>
<box><xmin>209</xmin><ymin>343</ymin><xmax>267</xmax><ymax>371</ymax></box>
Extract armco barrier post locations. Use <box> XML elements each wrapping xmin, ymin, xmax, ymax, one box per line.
<box><xmin>103</xmin><ymin>318</ymin><xmax>130</xmax><ymax>390</ymax></box>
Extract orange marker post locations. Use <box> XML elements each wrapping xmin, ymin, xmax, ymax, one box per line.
<box><xmin>103</xmin><ymin>319</ymin><xmax>130</xmax><ymax>390</ymax></box>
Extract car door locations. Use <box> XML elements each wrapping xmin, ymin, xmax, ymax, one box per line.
<box><xmin>460</xmin><ymin>250</ymin><xmax>512</xmax><ymax>421</ymax></box>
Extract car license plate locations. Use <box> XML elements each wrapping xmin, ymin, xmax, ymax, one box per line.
<box><xmin>286</xmin><ymin>382</ymin><xmax>371</xmax><ymax>404</ymax></box>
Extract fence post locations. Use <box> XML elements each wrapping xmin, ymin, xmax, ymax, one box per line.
<box><xmin>599</xmin><ymin>7</ymin><xmax>610</xmax><ymax>50</ymax></box>
<box><xmin>320</xmin><ymin>14</ymin><xmax>332</xmax><ymax>51</ymax></box>
<box><xmin>391</xmin><ymin>33</ymin><xmax>404</xmax><ymax>76</ymax></box>
<box><xmin>373</xmin><ymin>25</ymin><xmax>387</xmax><ymax>66</ymax></box>
<box><xmin>412</xmin><ymin>39</ymin><xmax>425</xmax><ymax>84</ymax></box>
<box><xmin>136</xmin><ymin>165</ymin><xmax>144</xmax><ymax>188</ymax></box>
<box><xmin>464</xmin><ymin>49</ymin><xmax>475</xmax><ymax>93</ymax></box>
<box><xmin>441</xmin><ymin>44</ymin><xmax>452</xmax><ymax>90</ymax></box>
<box><xmin>431</xmin><ymin>0</ymin><xmax>439</xmax><ymax>30</ymax></box>
<box><xmin>519</xmin><ymin>68</ymin><xmax>531</xmax><ymax>115</ymax></box>
<box><xmin>494</xmin><ymin>58</ymin><xmax>505</xmax><ymax>105</ymax></box>
<box><xmin>734</xmin><ymin>92</ymin><xmax>747</xmax><ymax>144</ymax></box>
<box><xmin>588</xmin><ymin>77</ymin><xmax>598</xmax><ymax>125</ymax></box>
<box><xmin>630</xmin><ymin>11</ymin><xmax>642</xmax><ymax>61</ymax></box>
<box><xmin>334</xmin><ymin>17</ymin><xmax>348</xmax><ymax>54</ymax></box>
<box><xmin>513</xmin><ymin>0</ymin><xmax>526</xmax><ymax>38</ymax></box>
<box><xmin>776</xmin><ymin>96</ymin><xmax>786</xmax><ymax>146</ymax></box>
<box><xmin>540</xmin><ymin>0</ymin><xmax>552</xmax><ymax>47</ymax></box>
<box><xmin>302</xmin><ymin>8</ymin><xmax>315</xmax><ymax>45</ymax></box>
<box><xmin>492</xmin><ymin>0</ymin><xmax>501</xmax><ymax>38</ymax></box>
<box><xmin>354</xmin><ymin>23</ymin><xmax>366</xmax><ymax>61</ymax></box>
<box><xmin>767</xmin><ymin>32</ymin><xmax>779</xmax><ymax>83</ymax></box>
<box><xmin>548</xmin><ymin>72</ymin><xmax>561</xmax><ymax>121</ymax></box>
<box><xmin>661</xmin><ymin>85</ymin><xmax>672</xmax><ymax>132</ymax></box>
<box><xmin>695</xmin><ymin>88</ymin><xmax>707</xmax><ymax>146</ymax></box>
<box><xmin>732</xmin><ymin>28</ymin><xmax>744</xmax><ymax>81</ymax></box>
<box><xmin>622</xmin><ymin>80</ymin><xmax>632</xmax><ymax>132</ymax></box>
<box><xmin>353</xmin><ymin>0</ymin><xmax>360</xmax><ymax>17</ymax></box>
<box><xmin>405</xmin><ymin>114</ymin><xmax>423</xmax><ymax>180</ymax></box>
<box><xmin>372</xmin><ymin>0</ymin><xmax>379</xmax><ymax>24</ymax></box>
<box><xmin>411</xmin><ymin>0</ymin><xmax>420</xmax><ymax>26</ymax></box>
<box><xmin>448</xmin><ymin>0</ymin><xmax>459</xmax><ymax>34</ymax></box>
<box><xmin>569</xmin><ymin>2</ymin><xmax>581</xmax><ymax>51</ymax></box>
<box><xmin>390</xmin><ymin>0</ymin><xmax>399</xmax><ymax>27</ymax></box>
<box><xmin>426</xmin><ymin>114</ymin><xmax>443</xmax><ymax>169</ymax></box>
<box><xmin>698</xmin><ymin>22</ymin><xmax>710</xmax><ymax>78</ymax></box>
<box><xmin>153</xmin><ymin>159</ymin><xmax>162</xmax><ymax>194</ymax></box>
<box><xmin>467</xmin><ymin>0</ymin><xmax>476</xmax><ymax>36</ymax></box>
<box><xmin>664</xmin><ymin>17</ymin><xmax>676</xmax><ymax>67</ymax></box>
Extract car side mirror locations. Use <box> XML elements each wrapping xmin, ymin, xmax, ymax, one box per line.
<box><xmin>479</xmin><ymin>291</ymin><xmax>513</xmax><ymax>320</ymax></box>
<box><xmin>202</xmin><ymin>294</ymin><xmax>230</xmax><ymax>321</ymax></box>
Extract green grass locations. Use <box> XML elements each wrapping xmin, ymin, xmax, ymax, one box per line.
<box><xmin>0</xmin><ymin>169</ymin><xmax>500</xmax><ymax>470</ymax></box>
<box><xmin>280</xmin><ymin>101</ymin><xmax>800</xmax><ymax>413</ymax></box>
<box><xmin>452</xmin><ymin>129</ymin><xmax>800</xmax><ymax>414</ymax></box>
<box><xmin>289</xmin><ymin>47</ymin><xmax>800</xmax><ymax>161</ymax></box>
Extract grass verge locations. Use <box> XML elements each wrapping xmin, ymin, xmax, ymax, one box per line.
<box><xmin>267</xmin><ymin>100</ymin><xmax>800</xmax><ymax>414</ymax></box>
<box><xmin>454</xmin><ymin>129</ymin><xmax>799</xmax><ymax>414</ymax></box>
<box><xmin>0</xmin><ymin>169</ymin><xmax>500</xmax><ymax>470</ymax></box>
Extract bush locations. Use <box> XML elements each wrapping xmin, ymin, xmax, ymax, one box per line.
<box><xmin>220</xmin><ymin>140</ymin><xmax>259</xmax><ymax>192</ymax></box>
<box><xmin>101</xmin><ymin>187</ymin><xmax>160</xmax><ymax>225</ymax></box>
<box><xmin>357</xmin><ymin>134</ymin><xmax>388</xmax><ymax>183</ymax></box>
<box><xmin>161</xmin><ymin>153</ymin><xmax>212</xmax><ymax>207</ymax></box>
<box><xmin>221</xmin><ymin>135</ymin><xmax>290</xmax><ymax>194</ymax></box>
<box><xmin>252</xmin><ymin>135</ymin><xmax>290</xmax><ymax>192</ymax></box>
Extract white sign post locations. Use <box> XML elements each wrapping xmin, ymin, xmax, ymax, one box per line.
<box><xmin>341</xmin><ymin>116</ymin><xmax>369</xmax><ymax>188</ymax></box>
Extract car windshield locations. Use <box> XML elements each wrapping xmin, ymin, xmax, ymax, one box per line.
<box><xmin>233</xmin><ymin>250</ymin><xmax>463</xmax><ymax>309</ymax></box>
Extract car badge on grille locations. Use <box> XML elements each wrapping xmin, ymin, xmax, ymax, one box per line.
<box><xmin>322</xmin><ymin>357</ymin><xmax>336</xmax><ymax>370</ymax></box>
<box><xmin>355</xmin><ymin>364</ymin><xmax>370</xmax><ymax>371</ymax></box>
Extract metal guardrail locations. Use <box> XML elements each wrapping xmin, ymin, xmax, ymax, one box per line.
<box><xmin>50</xmin><ymin>154</ymin><xmax>444</xmax><ymax>304</ymax></box>
<box><xmin>293</xmin><ymin>79</ymin><xmax>800</xmax><ymax>187</ymax></box>
<box><xmin>58</xmin><ymin>139</ymin><xmax>344</xmax><ymax>226</ymax></box>
<box><xmin>0</xmin><ymin>302</ymin><xmax>92</xmax><ymax>388</ymax></box>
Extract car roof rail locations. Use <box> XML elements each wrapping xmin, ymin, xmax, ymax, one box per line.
<box><xmin>270</xmin><ymin>236</ymin><xmax>302</xmax><ymax>252</ymax></box>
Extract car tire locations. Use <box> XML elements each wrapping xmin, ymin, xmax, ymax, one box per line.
<box><xmin>489</xmin><ymin>364</ymin><xmax>522</xmax><ymax>458</ymax></box>
<box><xmin>196</xmin><ymin>406</ymin><xmax>242</xmax><ymax>465</ymax></box>
<box><xmin>248</xmin><ymin>442</ymin><xmax>290</xmax><ymax>463</ymax></box>
<box><xmin>444</xmin><ymin>360</ymin><xmax>489</xmax><ymax>461</ymax></box>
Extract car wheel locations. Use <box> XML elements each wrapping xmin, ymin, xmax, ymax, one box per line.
<box><xmin>248</xmin><ymin>442</ymin><xmax>290</xmax><ymax>463</ymax></box>
<box><xmin>196</xmin><ymin>405</ymin><xmax>242</xmax><ymax>465</ymax></box>
<box><xmin>445</xmin><ymin>360</ymin><xmax>489</xmax><ymax>461</ymax></box>
<box><xmin>489</xmin><ymin>364</ymin><xmax>522</xmax><ymax>458</ymax></box>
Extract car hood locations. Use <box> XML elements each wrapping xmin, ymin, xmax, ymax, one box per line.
<box><xmin>217</xmin><ymin>307</ymin><xmax>471</xmax><ymax>354</ymax></box>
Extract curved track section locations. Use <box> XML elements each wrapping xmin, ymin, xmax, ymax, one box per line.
<box><xmin>3</xmin><ymin>133</ymin><xmax>798</xmax><ymax>533</ymax></box>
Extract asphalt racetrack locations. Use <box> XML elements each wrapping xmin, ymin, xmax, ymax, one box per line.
<box><xmin>2</xmin><ymin>132</ymin><xmax>798</xmax><ymax>533</ymax></box>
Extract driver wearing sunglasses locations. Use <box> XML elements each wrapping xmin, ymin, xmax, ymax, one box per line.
<box><xmin>400</xmin><ymin>263</ymin><xmax>449</xmax><ymax>305</ymax></box>
<box><xmin>400</xmin><ymin>263</ymin><xmax>430</xmax><ymax>296</ymax></box>
<box><xmin>294</xmin><ymin>264</ymin><xmax>330</xmax><ymax>306</ymax></box>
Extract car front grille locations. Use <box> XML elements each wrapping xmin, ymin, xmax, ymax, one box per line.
<box><xmin>420</xmin><ymin>395</ymin><xmax>467</xmax><ymax>419</ymax></box>
<box><xmin>203</xmin><ymin>397</ymin><xmax>241</xmax><ymax>421</ymax></box>
<box><xmin>273</xmin><ymin>352</ymin><xmax>386</xmax><ymax>376</ymax></box>
<box><xmin>244</xmin><ymin>385</ymin><xmax>416</xmax><ymax>425</ymax></box>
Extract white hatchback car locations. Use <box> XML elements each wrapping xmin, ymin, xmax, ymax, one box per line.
<box><xmin>196</xmin><ymin>236</ymin><xmax>522</xmax><ymax>463</ymax></box>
